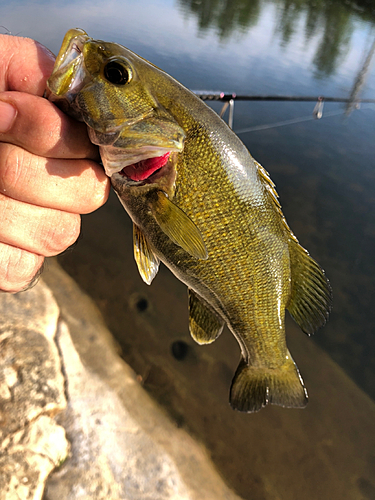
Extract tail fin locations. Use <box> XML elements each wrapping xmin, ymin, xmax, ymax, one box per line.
<box><xmin>229</xmin><ymin>354</ymin><xmax>308</xmax><ymax>413</ymax></box>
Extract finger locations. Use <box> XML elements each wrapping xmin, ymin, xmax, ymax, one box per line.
<box><xmin>0</xmin><ymin>143</ymin><xmax>109</xmax><ymax>214</ymax></box>
<box><xmin>0</xmin><ymin>242</ymin><xmax>44</xmax><ymax>293</ymax></box>
<box><xmin>0</xmin><ymin>92</ymin><xmax>99</xmax><ymax>161</ymax></box>
<box><xmin>0</xmin><ymin>35</ymin><xmax>55</xmax><ymax>94</ymax></box>
<box><xmin>0</xmin><ymin>194</ymin><xmax>81</xmax><ymax>257</ymax></box>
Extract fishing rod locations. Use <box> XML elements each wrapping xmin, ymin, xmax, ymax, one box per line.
<box><xmin>194</xmin><ymin>91</ymin><xmax>375</xmax><ymax>103</ymax></box>
<box><xmin>193</xmin><ymin>91</ymin><xmax>375</xmax><ymax>129</ymax></box>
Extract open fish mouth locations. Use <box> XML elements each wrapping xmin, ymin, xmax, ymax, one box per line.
<box><xmin>98</xmin><ymin>139</ymin><xmax>181</xmax><ymax>179</ymax></box>
<box><xmin>119</xmin><ymin>152</ymin><xmax>171</xmax><ymax>181</ymax></box>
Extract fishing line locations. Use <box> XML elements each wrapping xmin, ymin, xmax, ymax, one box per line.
<box><xmin>234</xmin><ymin>104</ymin><xmax>375</xmax><ymax>135</ymax></box>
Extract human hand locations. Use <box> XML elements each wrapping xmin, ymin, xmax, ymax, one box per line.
<box><xmin>0</xmin><ymin>35</ymin><xmax>110</xmax><ymax>292</ymax></box>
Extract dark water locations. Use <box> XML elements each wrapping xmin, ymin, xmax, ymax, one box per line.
<box><xmin>2</xmin><ymin>1</ymin><xmax>375</xmax><ymax>498</ymax></box>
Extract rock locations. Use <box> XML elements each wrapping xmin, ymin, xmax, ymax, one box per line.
<box><xmin>45</xmin><ymin>321</ymin><xmax>194</xmax><ymax>500</ymax></box>
<box><xmin>1</xmin><ymin>261</ymin><xmax>241</xmax><ymax>500</ymax></box>
<box><xmin>43</xmin><ymin>261</ymin><xmax>241</xmax><ymax>500</ymax></box>
<box><xmin>0</xmin><ymin>279</ymin><xmax>60</xmax><ymax>340</ymax></box>
<box><xmin>0</xmin><ymin>282</ymin><xmax>68</xmax><ymax>500</ymax></box>
<box><xmin>0</xmin><ymin>325</ymin><xmax>66</xmax><ymax>437</ymax></box>
<box><xmin>0</xmin><ymin>416</ymin><xmax>69</xmax><ymax>500</ymax></box>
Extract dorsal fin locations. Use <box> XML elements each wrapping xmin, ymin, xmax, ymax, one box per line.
<box><xmin>287</xmin><ymin>238</ymin><xmax>332</xmax><ymax>335</ymax></box>
<box><xmin>133</xmin><ymin>224</ymin><xmax>160</xmax><ymax>285</ymax></box>
<box><xmin>148</xmin><ymin>190</ymin><xmax>208</xmax><ymax>260</ymax></box>
<box><xmin>255</xmin><ymin>159</ymin><xmax>299</xmax><ymax>243</ymax></box>
<box><xmin>188</xmin><ymin>289</ymin><xmax>224</xmax><ymax>344</ymax></box>
<box><xmin>255</xmin><ymin>158</ymin><xmax>332</xmax><ymax>334</ymax></box>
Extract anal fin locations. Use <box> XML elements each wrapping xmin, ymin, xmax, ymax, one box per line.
<box><xmin>230</xmin><ymin>353</ymin><xmax>308</xmax><ymax>413</ymax></box>
<box><xmin>188</xmin><ymin>289</ymin><xmax>224</xmax><ymax>344</ymax></box>
<box><xmin>148</xmin><ymin>190</ymin><xmax>208</xmax><ymax>260</ymax></box>
<box><xmin>133</xmin><ymin>224</ymin><xmax>160</xmax><ymax>285</ymax></box>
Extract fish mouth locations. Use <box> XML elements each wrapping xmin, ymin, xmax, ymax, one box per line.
<box><xmin>47</xmin><ymin>30</ymin><xmax>90</xmax><ymax>102</ymax></box>
<box><xmin>119</xmin><ymin>152</ymin><xmax>171</xmax><ymax>182</ymax></box>
<box><xmin>99</xmin><ymin>139</ymin><xmax>180</xmax><ymax>180</ymax></box>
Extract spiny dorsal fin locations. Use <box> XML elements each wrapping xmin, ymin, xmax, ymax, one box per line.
<box><xmin>188</xmin><ymin>289</ymin><xmax>224</xmax><ymax>345</ymax></box>
<box><xmin>133</xmin><ymin>224</ymin><xmax>160</xmax><ymax>285</ymax></box>
<box><xmin>230</xmin><ymin>353</ymin><xmax>308</xmax><ymax>413</ymax></box>
<box><xmin>255</xmin><ymin>160</ymin><xmax>299</xmax><ymax>243</ymax></box>
<box><xmin>287</xmin><ymin>238</ymin><xmax>332</xmax><ymax>335</ymax></box>
<box><xmin>148</xmin><ymin>191</ymin><xmax>208</xmax><ymax>260</ymax></box>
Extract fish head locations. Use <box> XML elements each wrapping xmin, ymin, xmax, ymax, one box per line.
<box><xmin>47</xmin><ymin>29</ymin><xmax>185</xmax><ymax>179</ymax></box>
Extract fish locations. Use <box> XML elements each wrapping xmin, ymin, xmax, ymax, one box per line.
<box><xmin>47</xmin><ymin>29</ymin><xmax>332</xmax><ymax>413</ymax></box>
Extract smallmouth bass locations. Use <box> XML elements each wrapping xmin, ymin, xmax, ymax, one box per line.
<box><xmin>47</xmin><ymin>29</ymin><xmax>332</xmax><ymax>413</ymax></box>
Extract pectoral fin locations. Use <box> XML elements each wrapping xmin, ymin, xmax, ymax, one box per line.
<box><xmin>133</xmin><ymin>224</ymin><xmax>160</xmax><ymax>285</ymax></box>
<box><xmin>188</xmin><ymin>289</ymin><xmax>224</xmax><ymax>344</ymax></box>
<box><xmin>148</xmin><ymin>191</ymin><xmax>208</xmax><ymax>260</ymax></box>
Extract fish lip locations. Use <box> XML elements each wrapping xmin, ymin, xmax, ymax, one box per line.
<box><xmin>46</xmin><ymin>33</ymin><xmax>90</xmax><ymax>103</ymax></box>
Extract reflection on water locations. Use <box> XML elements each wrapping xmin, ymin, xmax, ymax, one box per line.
<box><xmin>178</xmin><ymin>0</ymin><xmax>261</xmax><ymax>40</ymax></box>
<box><xmin>178</xmin><ymin>0</ymin><xmax>372</xmax><ymax>77</ymax></box>
<box><xmin>346</xmin><ymin>35</ymin><xmax>375</xmax><ymax>113</ymax></box>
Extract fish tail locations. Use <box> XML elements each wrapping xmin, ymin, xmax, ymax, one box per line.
<box><xmin>229</xmin><ymin>354</ymin><xmax>308</xmax><ymax>413</ymax></box>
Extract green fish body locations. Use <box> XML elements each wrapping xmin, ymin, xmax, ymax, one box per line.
<box><xmin>47</xmin><ymin>29</ymin><xmax>332</xmax><ymax>412</ymax></box>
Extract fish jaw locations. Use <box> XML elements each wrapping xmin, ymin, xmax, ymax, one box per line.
<box><xmin>46</xmin><ymin>29</ymin><xmax>91</xmax><ymax>111</ymax></box>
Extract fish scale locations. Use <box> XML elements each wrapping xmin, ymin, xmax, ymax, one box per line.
<box><xmin>47</xmin><ymin>29</ymin><xmax>332</xmax><ymax>413</ymax></box>
<box><xmin>166</xmin><ymin>121</ymin><xmax>291</xmax><ymax>367</ymax></box>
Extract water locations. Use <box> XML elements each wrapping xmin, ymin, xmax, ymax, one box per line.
<box><xmin>1</xmin><ymin>1</ymin><xmax>375</xmax><ymax>498</ymax></box>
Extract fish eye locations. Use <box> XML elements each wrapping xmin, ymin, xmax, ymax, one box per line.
<box><xmin>103</xmin><ymin>60</ymin><xmax>130</xmax><ymax>85</ymax></box>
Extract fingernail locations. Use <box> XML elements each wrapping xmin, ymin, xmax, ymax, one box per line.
<box><xmin>0</xmin><ymin>100</ymin><xmax>17</xmax><ymax>133</ymax></box>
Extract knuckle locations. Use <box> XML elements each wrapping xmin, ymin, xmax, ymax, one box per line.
<box><xmin>0</xmin><ymin>144</ymin><xmax>24</xmax><ymax>193</ymax></box>
<box><xmin>0</xmin><ymin>244</ymin><xmax>43</xmax><ymax>293</ymax></box>
<box><xmin>83</xmin><ymin>180</ymin><xmax>110</xmax><ymax>213</ymax></box>
<box><xmin>40</xmin><ymin>212</ymin><xmax>81</xmax><ymax>256</ymax></box>
<box><xmin>0</xmin><ymin>145</ymin><xmax>41</xmax><ymax>198</ymax></box>
<box><xmin>77</xmin><ymin>162</ymin><xmax>110</xmax><ymax>214</ymax></box>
